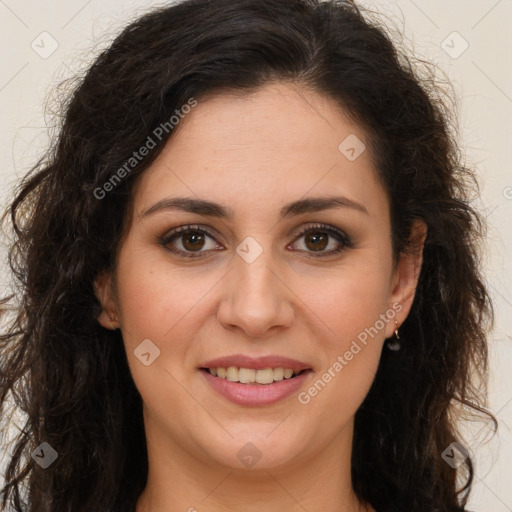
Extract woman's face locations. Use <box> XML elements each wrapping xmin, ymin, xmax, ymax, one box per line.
<box><xmin>96</xmin><ymin>81</ymin><xmax>424</xmax><ymax>472</ymax></box>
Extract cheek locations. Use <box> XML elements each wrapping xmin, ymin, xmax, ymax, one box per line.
<box><xmin>293</xmin><ymin>254</ymin><xmax>392</xmax><ymax>411</ymax></box>
<box><xmin>113</xmin><ymin>256</ymin><xmax>207</xmax><ymax>409</ymax></box>
<box><xmin>113</xmin><ymin>252</ymin><xmax>223</xmax><ymax>399</ymax></box>
<box><xmin>301</xmin><ymin>258</ymin><xmax>392</xmax><ymax>345</ymax></box>
<box><xmin>115</xmin><ymin>254</ymin><xmax>210</xmax><ymax>341</ymax></box>
<box><xmin>295</xmin><ymin>269</ymin><xmax>389</xmax><ymax>429</ymax></box>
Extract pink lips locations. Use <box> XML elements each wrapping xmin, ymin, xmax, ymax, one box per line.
<box><xmin>199</xmin><ymin>353</ymin><xmax>313</xmax><ymax>407</ymax></box>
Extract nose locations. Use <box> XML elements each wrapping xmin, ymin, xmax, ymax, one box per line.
<box><xmin>216</xmin><ymin>253</ymin><xmax>295</xmax><ymax>338</ymax></box>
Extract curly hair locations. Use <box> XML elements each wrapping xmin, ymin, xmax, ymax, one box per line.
<box><xmin>0</xmin><ymin>0</ymin><xmax>497</xmax><ymax>511</ymax></box>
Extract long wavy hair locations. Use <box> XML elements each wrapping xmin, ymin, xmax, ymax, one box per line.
<box><xmin>0</xmin><ymin>0</ymin><xmax>497</xmax><ymax>511</ymax></box>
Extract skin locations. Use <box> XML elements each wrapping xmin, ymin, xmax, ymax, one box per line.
<box><xmin>95</xmin><ymin>81</ymin><xmax>426</xmax><ymax>512</ymax></box>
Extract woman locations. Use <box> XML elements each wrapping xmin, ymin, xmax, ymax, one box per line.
<box><xmin>0</xmin><ymin>0</ymin><xmax>497</xmax><ymax>511</ymax></box>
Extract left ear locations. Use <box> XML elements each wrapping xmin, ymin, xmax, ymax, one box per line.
<box><xmin>385</xmin><ymin>219</ymin><xmax>427</xmax><ymax>338</ymax></box>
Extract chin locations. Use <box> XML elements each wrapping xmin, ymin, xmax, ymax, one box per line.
<box><xmin>203</xmin><ymin>430</ymin><xmax>305</xmax><ymax>471</ymax></box>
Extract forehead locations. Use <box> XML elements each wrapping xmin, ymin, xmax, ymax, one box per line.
<box><xmin>132</xmin><ymin>82</ymin><xmax>388</xmax><ymax>221</ymax></box>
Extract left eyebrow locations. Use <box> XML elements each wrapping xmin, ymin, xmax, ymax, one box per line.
<box><xmin>140</xmin><ymin>195</ymin><xmax>369</xmax><ymax>219</ymax></box>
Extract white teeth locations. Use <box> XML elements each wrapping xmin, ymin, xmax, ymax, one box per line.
<box><xmin>283</xmin><ymin>368</ymin><xmax>293</xmax><ymax>379</ymax></box>
<box><xmin>273</xmin><ymin>367</ymin><xmax>284</xmax><ymax>381</ymax></box>
<box><xmin>207</xmin><ymin>366</ymin><xmax>301</xmax><ymax>384</ymax></box>
<box><xmin>255</xmin><ymin>368</ymin><xmax>274</xmax><ymax>384</ymax></box>
<box><xmin>238</xmin><ymin>368</ymin><xmax>256</xmax><ymax>383</ymax></box>
<box><xmin>226</xmin><ymin>366</ymin><xmax>238</xmax><ymax>382</ymax></box>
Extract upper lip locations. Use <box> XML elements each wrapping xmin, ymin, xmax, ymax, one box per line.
<box><xmin>200</xmin><ymin>354</ymin><xmax>312</xmax><ymax>373</ymax></box>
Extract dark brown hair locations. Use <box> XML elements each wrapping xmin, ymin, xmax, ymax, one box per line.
<box><xmin>0</xmin><ymin>0</ymin><xmax>497</xmax><ymax>511</ymax></box>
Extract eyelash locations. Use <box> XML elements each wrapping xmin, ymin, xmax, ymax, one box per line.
<box><xmin>158</xmin><ymin>223</ymin><xmax>353</xmax><ymax>259</ymax></box>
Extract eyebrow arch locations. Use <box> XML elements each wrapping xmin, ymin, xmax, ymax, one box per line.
<box><xmin>140</xmin><ymin>195</ymin><xmax>369</xmax><ymax>219</ymax></box>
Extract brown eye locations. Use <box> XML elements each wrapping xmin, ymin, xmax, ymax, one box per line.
<box><xmin>181</xmin><ymin>231</ymin><xmax>206</xmax><ymax>251</ymax></box>
<box><xmin>289</xmin><ymin>223</ymin><xmax>353</xmax><ymax>257</ymax></box>
<box><xmin>304</xmin><ymin>231</ymin><xmax>329</xmax><ymax>252</ymax></box>
<box><xmin>159</xmin><ymin>226</ymin><xmax>222</xmax><ymax>258</ymax></box>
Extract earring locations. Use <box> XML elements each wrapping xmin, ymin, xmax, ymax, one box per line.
<box><xmin>386</xmin><ymin>320</ymin><xmax>401</xmax><ymax>351</ymax></box>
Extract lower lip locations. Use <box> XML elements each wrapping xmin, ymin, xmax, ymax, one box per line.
<box><xmin>200</xmin><ymin>369</ymin><xmax>312</xmax><ymax>407</ymax></box>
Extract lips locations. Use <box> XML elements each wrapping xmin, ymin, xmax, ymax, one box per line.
<box><xmin>198</xmin><ymin>353</ymin><xmax>313</xmax><ymax>406</ymax></box>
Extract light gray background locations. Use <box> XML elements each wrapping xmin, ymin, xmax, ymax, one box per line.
<box><xmin>0</xmin><ymin>0</ymin><xmax>511</xmax><ymax>510</ymax></box>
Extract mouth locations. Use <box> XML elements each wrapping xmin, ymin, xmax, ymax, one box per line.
<box><xmin>197</xmin><ymin>354</ymin><xmax>313</xmax><ymax>406</ymax></box>
<box><xmin>198</xmin><ymin>365</ymin><xmax>313</xmax><ymax>407</ymax></box>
